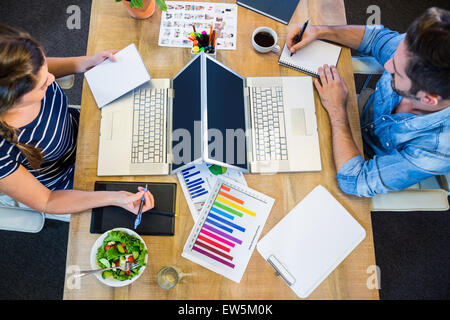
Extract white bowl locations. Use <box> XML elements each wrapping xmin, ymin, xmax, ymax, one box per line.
<box><xmin>90</xmin><ymin>227</ymin><xmax>148</xmax><ymax>287</ymax></box>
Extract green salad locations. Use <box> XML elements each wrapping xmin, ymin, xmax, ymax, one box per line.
<box><xmin>96</xmin><ymin>230</ymin><xmax>147</xmax><ymax>281</ymax></box>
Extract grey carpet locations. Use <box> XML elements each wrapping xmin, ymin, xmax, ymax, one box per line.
<box><xmin>0</xmin><ymin>0</ymin><xmax>92</xmax><ymax>300</ymax></box>
<box><xmin>0</xmin><ymin>0</ymin><xmax>93</xmax><ymax>105</ymax></box>
<box><xmin>0</xmin><ymin>0</ymin><xmax>449</xmax><ymax>300</ymax></box>
<box><xmin>345</xmin><ymin>0</ymin><xmax>450</xmax><ymax>300</ymax></box>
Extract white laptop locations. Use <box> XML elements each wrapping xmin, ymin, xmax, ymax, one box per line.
<box><xmin>97</xmin><ymin>53</ymin><xmax>321</xmax><ymax>176</ymax></box>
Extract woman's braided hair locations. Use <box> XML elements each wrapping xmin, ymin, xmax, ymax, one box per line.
<box><xmin>0</xmin><ymin>24</ymin><xmax>45</xmax><ymax>170</ymax></box>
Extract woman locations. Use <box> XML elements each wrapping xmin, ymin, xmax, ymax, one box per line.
<box><xmin>0</xmin><ymin>24</ymin><xmax>154</xmax><ymax>215</ymax></box>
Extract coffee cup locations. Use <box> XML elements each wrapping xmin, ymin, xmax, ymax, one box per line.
<box><xmin>252</xmin><ymin>27</ymin><xmax>280</xmax><ymax>54</ymax></box>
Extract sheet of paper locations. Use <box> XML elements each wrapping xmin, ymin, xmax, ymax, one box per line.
<box><xmin>177</xmin><ymin>162</ymin><xmax>247</xmax><ymax>222</ymax></box>
<box><xmin>159</xmin><ymin>1</ymin><xmax>238</xmax><ymax>50</ymax></box>
<box><xmin>182</xmin><ymin>177</ymin><xmax>274</xmax><ymax>283</ymax></box>
<box><xmin>84</xmin><ymin>43</ymin><xmax>150</xmax><ymax>108</ymax></box>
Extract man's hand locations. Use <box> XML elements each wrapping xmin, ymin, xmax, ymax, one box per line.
<box><xmin>314</xmin><ymin>65</ymin><xmax>349</xmax><ymax>125</ymax></box>
<box><xmin>287</xmin><ymin>25</ymin><xmax>321</xmax><ymax>54</ymax></box>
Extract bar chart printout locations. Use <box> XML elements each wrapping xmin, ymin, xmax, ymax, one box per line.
<box><xmin>177</xmin><ymin>162</ymin><xmax>247</xmax><ymax>221</ymax></box>
<box><xmin>182</xmin><ymin>177</ymin><xmax>275</xmax><ymax>282</ymax></box>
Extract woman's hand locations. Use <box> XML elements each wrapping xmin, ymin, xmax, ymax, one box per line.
<box><xmin>314</xmin><ymin>64</ymin><xmax>349</xmax><ymax>125</ymax></box>
<box><xmin>113</xmin><ymin>187</ymin><xmax>155</xmax><ymax>215</ymax></box>
<box><xmin>286</xmin><ymin>25</ymin><xmax>321</xmax><ymax>54</ymax></box>
<box><xmin>78</xmin><ymin>49</ymin><xmax>119</xmax><ymax>73</ymax></box>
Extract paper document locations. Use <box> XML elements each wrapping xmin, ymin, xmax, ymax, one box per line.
<box><xmin>177</xmin><ymin>162</ymin><xmax>247</xmax><ymax>222</ymax></box>
<box><xmin>85</xmin><ymin>43</ymin><xmax>151</xmax><ymax>108</ymax></box>
<box><xmin>182</xmin><ymin>177</ymin><xmax>274</xmax><ymax>283</ymax></box>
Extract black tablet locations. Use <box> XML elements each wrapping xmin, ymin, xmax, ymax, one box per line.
<box><xmin>90</xmin><ymin>181</ymin><xmax>176</xmax><ymax>236</ymax></box>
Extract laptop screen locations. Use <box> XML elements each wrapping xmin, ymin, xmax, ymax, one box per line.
<box><xmin>206</xmin><ymin>57</ymin><xmax>248</xmax><ymax>170</ymax></box>
<box><xmin>172</xmin><ymin>56</ymin><xmax>202</xmax><ymax>171</ymax></box>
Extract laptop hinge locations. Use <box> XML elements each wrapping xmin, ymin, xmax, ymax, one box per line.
<box><xmin>244</xmin><ymin>86</ymin><xmax>250</xmax><ymax>98</ymax></box>
<box><xmin>168</xmin><ymin>88</ymin><xmax>175</xmax><ymax>99</ymax></box>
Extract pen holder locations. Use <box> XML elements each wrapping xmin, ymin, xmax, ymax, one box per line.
<box><xmin>191</xmin><ymin>46</ymin><xmax>217</xmax><ymax>60</ymax></box>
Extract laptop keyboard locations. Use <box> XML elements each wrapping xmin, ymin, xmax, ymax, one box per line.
<box><xmin>131</xmin><ymin>87</ymin><xmax>166</xmax><ymax>164</ymax></box>
<box><xmin>251</xmin><ymin>87</ymin><xmax>288</xmax><ymax>161</ymax></box>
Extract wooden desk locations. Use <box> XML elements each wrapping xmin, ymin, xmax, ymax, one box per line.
<box><xmin>63</xmin><ymin>0</ymin><xmax>379</xmax><ymax>300</ymax></box>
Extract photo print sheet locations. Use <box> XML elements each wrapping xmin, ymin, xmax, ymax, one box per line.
<box><xmin>158</xmin><ymin>1</ymin><xmax>238</xmax><ymax>50</ymax></box>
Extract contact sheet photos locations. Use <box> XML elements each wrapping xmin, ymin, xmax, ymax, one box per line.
<box><xmin>159</xmin><ymin>1</ymin><xmax>237</xmax><ymax>50</ymax></box>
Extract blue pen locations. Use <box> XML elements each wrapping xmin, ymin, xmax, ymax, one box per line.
<box><xmin>134</xmin><ymin>184</ymin><xmax>148</xmax><ymax>229</ymax></box>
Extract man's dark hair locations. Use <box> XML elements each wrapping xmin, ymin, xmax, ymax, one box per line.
<box><xmin>405</xmin><ymin>7</ymin><xmax>450</xmax><ymax>99</ymax></box>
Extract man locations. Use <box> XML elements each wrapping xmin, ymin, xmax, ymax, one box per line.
<box><xmin>287</xmin><ymin>7</ymin><xmax>450</xmax><ymax>197</ymax></box>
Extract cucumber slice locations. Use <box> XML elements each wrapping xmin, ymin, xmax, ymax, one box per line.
<box><xmin>99</xmin><ymin>258</ymin><xmax>110</xmax><ymax>268</ymax></box>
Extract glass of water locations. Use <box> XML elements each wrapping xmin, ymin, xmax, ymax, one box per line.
<box><xmin>157</xmin><ymin>266</ymin><xmax>183</xmax><ymax>290</ymax></box>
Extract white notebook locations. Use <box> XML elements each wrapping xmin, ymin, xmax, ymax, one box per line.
<box><xmin>256</xmin><ymin>185</ymin><xmax>366</xmax><ymax>298</ymax></box>
<box><xmin>84</xmin><ymin>43</ymin><xmax>151</xmax><ymax>108</ymax></box>
<box><xmin>278</xmin><ymin>40</ymin><xmax>342</xmax><ymax>77</ymax></box>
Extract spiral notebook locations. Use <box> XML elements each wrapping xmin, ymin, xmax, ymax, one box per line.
<box><xmin>278</xmin><ymin>40</ymin><xmax>342</xmax><ymax>77</ymax></box>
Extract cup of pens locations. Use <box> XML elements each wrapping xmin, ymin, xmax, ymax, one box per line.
<box><xmin>189</xmin><ymin>24</ymin><xmax>217</xmax><ymax>59</ymax></box>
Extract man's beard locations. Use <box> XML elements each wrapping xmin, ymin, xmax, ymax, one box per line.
<box><xmin>391</xmin><ymin>74</ymin><xmax>421</xmax><ymax>101</ymax></box>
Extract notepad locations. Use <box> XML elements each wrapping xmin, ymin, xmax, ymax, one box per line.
<box><xmin>256</xmin><ymin>185</ymin><xmax>366</xmax><ymax>298</ymax></box>
<box><xmin>85</xmin><ymin>43</ymin><xmax>151</xmax><ymax>108</ymax></box>
<box><xmin>278</xmin><ymin>40</ymin><xmax>342</xmax><ymax>77</ymax></box>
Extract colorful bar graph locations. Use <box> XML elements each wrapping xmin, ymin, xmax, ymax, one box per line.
<box><xmin>200</xmin><ymin>228</ymin><xmax>235</xmax><ymax>248</ymax></box>
<box><xmin>218</xmin><ymin>191</ymin><xmax>244</xmax><ymax>205</ymax></box>
<box><xmin>205</xmin><ymin>218</ymin><xmax>233</xmax><ymax>233</ymax></box>
<box><xmin>208</xmin><ymin>213</ymin><xmax>246</xmax><ymax>232</ymax></box>
<box><xmin>197</xmin><ymin>234</ymin><xmax>230</xmax><ymax>252</ymax></box>
<box><xmin>210</xmin><ymin>207</ymin><xmax>235</xmax><ymax>220</ymax></box>
<box><xmin>203</xmin><ymin>223</ymin><xmax>242</xmax><ymax>245</ymax></box>
<box><xmin>216</xmin><ymin>196</ymin><xmax>256</xmax><ymax>217</ymax></box>
<box><xmin>195</xmin><ymin>241</ymin><xmax>234</xmax><ymax>261</ymax></box>
<box><xmin>214</xmin><ymin>201</ymin><xmax>243</xmax><ymax>218</ymax></box>
<box><xmin>193</xmin><ymin>246</ymin><xmax>235</xmax><ymax>268</ymax></box>
<box><xmin>190</xmin><ymin>182</ymin><xmax>262</xmax><ymax>270</ymax></box>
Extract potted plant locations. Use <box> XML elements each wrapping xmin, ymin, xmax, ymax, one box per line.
<box><xmin>116</xmin><ymin>0</ymin><xmax>167</xmax><ymax>19</ymax></box>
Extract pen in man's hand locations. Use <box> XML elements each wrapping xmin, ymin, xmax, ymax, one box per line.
<box><xmin>291</xmin><ymin>18</ymin><xmax>310</xmax><ymax>57</ymax></box>
<box><xmin>134</xmin><ymin>184</ymin><xmax>148</xmax><ymax>229</ymax></box>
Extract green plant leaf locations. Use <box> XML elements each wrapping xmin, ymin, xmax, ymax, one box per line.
<box><xmin>156</xmin><ymin>0</ymin><xmax>167</xmax><ymax>11</ymax></box>
<box><xmin>209</xmin><ymin>165</ymin><xmax>227</xmax><ymax>176</ymax></box>
<box><xmin>130</xmin><ymin>0</ymin><xmax>143</xmax><ymax>9</ymax></box>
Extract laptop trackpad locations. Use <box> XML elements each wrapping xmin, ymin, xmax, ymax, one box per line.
<box><xmin>289</xmin><ymin>108</ymin><xmax>306</xmax><ymax>136</ymax></box>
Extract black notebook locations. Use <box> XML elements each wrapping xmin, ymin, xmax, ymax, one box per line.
<box><xmin>90</xmin><ymin>181</ymin><xmax>176</xmax><ymax>236</ymax></box>
<box><xmin>237</xmin><ymin>0</ymin><xmax>301</xmax><ymax>25</ymax></box>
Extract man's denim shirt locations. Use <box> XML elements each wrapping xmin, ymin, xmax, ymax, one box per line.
<box><xmin>336</xmin><ymin>25</ymin><xmax>450</xmax><ymax>197</ymax></box>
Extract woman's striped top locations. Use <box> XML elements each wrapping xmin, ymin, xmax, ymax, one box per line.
<box><xmin>0</xmin><ymin>82</ymin><xmax>79</xmax><ymax>190</ymax></box>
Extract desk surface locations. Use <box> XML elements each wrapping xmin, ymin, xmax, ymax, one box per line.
<box><xmin>63</xmin><ymin>0</ymin><xmax>379</xmax><ymax>300</ymax></box>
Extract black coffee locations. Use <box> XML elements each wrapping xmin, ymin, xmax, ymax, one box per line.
<box><xmin>254</xmin><ymin>31</ymin><xmax>275</xmax><ymax>47</ymax></box>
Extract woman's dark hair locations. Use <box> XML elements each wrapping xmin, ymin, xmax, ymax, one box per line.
<box><xmin>0</xmin><ymin>24</ymin><xmax>45</xmax><ymax>169</ymax></box>
<box><xmin>405</xmin><ymin>7</ymin><xmax>450</xmax><ymax>99</ymax></box>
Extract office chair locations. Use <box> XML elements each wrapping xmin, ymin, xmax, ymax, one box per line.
<box><xmin>352</xmin><ymin>56</ymin><xmax>449</xmax><ymax>212</ymax></box>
